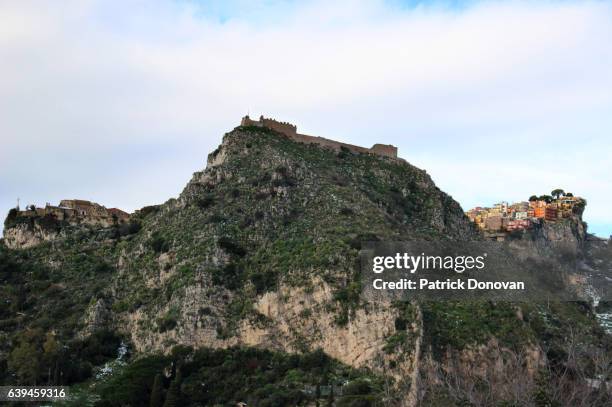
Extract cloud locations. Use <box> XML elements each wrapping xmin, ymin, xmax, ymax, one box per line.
<box><xmin>1</xmin><ymin>0</ymin><xmax>611</xmax><ymax>236</ymax></box>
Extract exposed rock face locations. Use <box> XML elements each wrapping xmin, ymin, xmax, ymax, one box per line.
<box><xmin>504</xmin><ymin>213</ymin><xmax>589</xmax><ymax>268</ymax></box>
<box><xmin>126</xmin><ymin>277</ymin><xmax>408</xmax><ymax>370</ymax></box>
<box><xmin>246</xmin><ymin>279</ymin><xmax>396</xmax><ymax>366</ymax></box>
<box><xmin>538</xmin><ymin>214</ymin><xmax>587</xmax><ymax>245</ymax></box>
<box><xmin>2</xmin><ymin>221</ymin><xmax>60</xmax><ymax>249</ymax></box>
<box><xmin>81</xmin><ymin>298</ymin><xmax>111</xmax><ymax>337</ymax></box>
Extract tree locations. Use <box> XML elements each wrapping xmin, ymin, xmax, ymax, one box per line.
<box><xmin>4</xmin><ymin>208</ymin><xmax>19</xmax><ymax>229</ymax></box>
<box><xmin>163</xmin><ymin>370</ymin><xmax>181</xmax><ymax>407</ymax></box>
<box><xmin>538</xmin><ymin>195</ymin><xmax>553</xmax><ymax>204</ymax></box>
<box><xmin>42</xmin><ymin>332</ymin><xmax>60</xmax><ymax>384</ymax></box>
<box><xmin>8</xmin><ymin>329</ymin><xmax>46</xmax><ymax>385</ymax></box>
<box><xmin>565</xmin><ymin>192</ymin><xmax>573</xmax><ymax>197</ymax></box>
<box><xmin>551</xmin><ymin>189</ymin><xmax>565</xmax><ymax>199</ymax></box>
<box><xmin>9</xmin><ymin>341</ymin><xmax>40</xmax><ymax>384</ymax></box>
<box><xmin>150</xmin><ymin>373</ymin><xmax>164</xmax><ymax>407</ymax></box>
<box><xmin>528</xmin><ymin>195</ymin><xmax>538</xmax><ymax>202</ymax></box>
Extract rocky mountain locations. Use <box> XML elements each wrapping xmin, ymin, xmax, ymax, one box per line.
<box><xmin>1</xmin><ymin>124</ymin><xmax>610</xmax><ymax>406</ymax></box>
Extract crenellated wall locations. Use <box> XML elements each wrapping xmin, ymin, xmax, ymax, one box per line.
<box><xmin>241</xmin><ymin>115</ymin><xmax>297</xmax><ymax>137</ymax></box>
<box><xmin>239</xmin><ymin>115</ymin><xmax>398</xmax><ymax>159</ymax></box>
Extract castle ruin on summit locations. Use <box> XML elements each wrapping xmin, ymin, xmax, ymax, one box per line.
<box><xmin>240</xmin><ymin>115</ymin><xmax>398</xmax><ymax>159</ymax></box>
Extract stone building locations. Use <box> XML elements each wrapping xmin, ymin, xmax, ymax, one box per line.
<box><xmin>15</xmin><ymin>199</ymin><xmax>129</xmax><ymax>227</ymax></box>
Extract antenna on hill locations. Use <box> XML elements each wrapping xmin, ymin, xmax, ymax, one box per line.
<box><xmin>16</xmin><ymin>197</ymin><xmax>20</xmax><ymax>210</ymax></box>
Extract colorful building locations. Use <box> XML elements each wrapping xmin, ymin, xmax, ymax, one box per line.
<box><xmin>466</xmin><ymin>193</ymin><xmax>583</xmax><ymax>237</ymax></box>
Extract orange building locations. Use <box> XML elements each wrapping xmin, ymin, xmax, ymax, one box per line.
<box><xmin>533</xmin><ymin>206</ymin><xmax>558</xmax><ymax>221</ymax></box>
<box><xmin>534</xmin><ymin>207</ymin><xmax>544</xmax><ymax>219</ymax></box>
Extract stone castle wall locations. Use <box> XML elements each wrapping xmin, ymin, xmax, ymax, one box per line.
<box><xmin>241</xmin><ymin>115</ymin><xmax>297</xmax><ymax>138</ymax></box>
<box><xmin>240</xmin><ymin>115</ymin><xmax>398</xmax><ymax>159</ymax></box>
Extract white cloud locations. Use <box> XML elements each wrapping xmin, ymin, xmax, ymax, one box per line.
<box><xmin>0</xmin><ymin>0</ymin><xmax>611</xmax><ymax>236</ymax></box>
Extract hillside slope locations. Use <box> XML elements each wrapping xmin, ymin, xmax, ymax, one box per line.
<box><xmin>1</xmin><ymin>125</ymin><xmax>610</xmax><ymax>406</ymax></box>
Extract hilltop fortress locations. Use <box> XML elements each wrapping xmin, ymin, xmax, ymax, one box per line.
<box><xmin>240</xmin><ymin>115</ymin><xmax>398</xmax><ymax>159</ymax></box>
<box><xmin>9</xmin><ymin>199</ymin><xmax>129</xmax><ymax>228</ymax></box>
<box><xmin>3</xmin><ymin>199</ymin><xmax>131</xmax><ymax>249</ymax></box>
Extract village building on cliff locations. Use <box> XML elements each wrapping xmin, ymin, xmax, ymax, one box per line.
<box><xmin>13</xmin><ymin>199</ymin><xmax>129</xmax><ymax>227</ymax></box>
<box><xmin>466</xmin><ymin>191</ymin><xmax>584</xmax><ymax>239</ymax></box>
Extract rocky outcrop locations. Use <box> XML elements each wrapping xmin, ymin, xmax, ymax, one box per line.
<box><xmin>124</xmin><ymin>275</ymin><xmax>408</xmax><ymax>363</ymax></box>
<box><xmin>537</xmin><ymin>214</ymin><xmax>587</xmax><ymax>246</ymax></box>
<box><xmin>2</xmin><ymin>221</ymin><xmax>60</xmax><ymax>249</ymax></box>
<box><xmin>245</xmin><ymin>278</ymin><xmax>397</xmax><ymax>366</ymax></box>
<box><xmin>122</xmin><ymin>275</ymin><xmax>420</xmax><ymax>405</ymax></box>
<box><xmin>81</xmin><ymin>298</ymin><xmax>111</xmax><ymax>337</ymax></box>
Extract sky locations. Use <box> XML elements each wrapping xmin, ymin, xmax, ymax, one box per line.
<box><xmin>0</xmin><ymin>0</ymin><xmax>611</xmax><ymax>237</ymax></box>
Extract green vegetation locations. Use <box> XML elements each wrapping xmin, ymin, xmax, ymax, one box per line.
<box><xmin>3</xmin><ymin>207</ymin><xmax>19</xmax><ymax>229</ymax></box>
<box><xmin>538</xmin><ymin>194</ymin><xmax>553</xmax><ymax>203</ymax></box>
<box><xmin>92</xmin><ymin>346</ymin><xmax>382</xmax><ymax>407</ymax></box>
<box><xmin>6</xmin><ymin>327</ymin><xmax>121</xmax><ymax>386</ymax></box>
<box><xmin>150</xmin><ymin>231</ymin><xmax>170</xmax><ymax>253</ymax></box>
<box><xmin>551</xmin><ymin>188</ymin><xmax>565</xmax><ymax>199</ymax></box>
<box><xmin>157</xmin><ymin>312</ymin><xmax>178</xmax><ymax>333</ymax></box>
<box><xmin>422</xmin><ymin>301</ymin><xmax>533</xmax><ymax>358</ymax></box>
<box><xmin>0</xmin><ymin>241</ymin><xmax>122</xmax><ymax>385</ymax></box>
<box><xmin>150</xmin><ymin>373</ymin><xmax>163</xmax><ymax>407</ymax></box>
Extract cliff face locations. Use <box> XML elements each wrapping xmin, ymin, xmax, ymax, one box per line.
<box><xmin>538</xmin><ymin>214</ymin><xmax>587</xmax><ymax>245</ymax></box>
<box><xmin>501</xmin><ymin>211</ymin><xmax>589</xmax><ymax>270</ymax></box>
<box><xmin>1</xmin><ymin>125</ymin><xmax>609</xmax><ymax>405</ymax></box>
<box><xmin>2</xmin><ymin>221</ymin><xmax>60</xmax><ymax>249</ymax></box>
